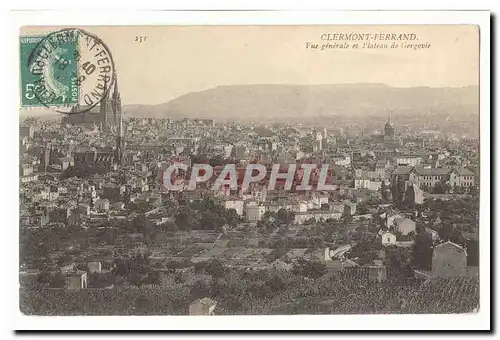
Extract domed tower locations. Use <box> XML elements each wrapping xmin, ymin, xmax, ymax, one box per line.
<box><xmin>384</xmin><ymin>116</ymin><xmax>395</xmax><ymax>140</ymax></box>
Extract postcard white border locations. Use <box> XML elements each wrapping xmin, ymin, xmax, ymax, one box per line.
<box><xmin>5</xmin><ymin>10</ymin><xmax>491</xmax><ymax>331</ymax></box>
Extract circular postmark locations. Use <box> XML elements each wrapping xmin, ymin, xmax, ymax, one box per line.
<box><xmin>26</xmin><ymin>28</ymin><xmax>116</xmax><ymax>114</ymax></box>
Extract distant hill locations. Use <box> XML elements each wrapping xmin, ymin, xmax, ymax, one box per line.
<box><xmin>123</xmin><ymin>84</ymin><xmax>479</xmax><ymax>121</ymax></box>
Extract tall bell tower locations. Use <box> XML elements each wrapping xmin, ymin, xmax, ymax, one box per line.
<box><xmin>111</xmin><ymin>74</ymin><xmax>123</xmax><ymax>166</ymax></box>
<box><xmin>384</xmin><ymin>116</ymin><xmax>395</xmax><ymax>140</ymax></box>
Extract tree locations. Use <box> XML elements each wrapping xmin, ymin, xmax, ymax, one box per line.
<box><xmin>225</xmin><ymin>208</ymin><xmax>240</xmax><ymax>227</ymax></box>
<box><xmin>466</xmin><ymin>238</ymin><xmax>479</xmax><ymax>266</ymax></box>
<box><xmin>204</xmin><ymin>259</ymin><xmax>225</xmax><ymax>284</ymax></box>
<box><xmin>163</xmin><ymin>198</ymin><xmax>179</xmax><ymax>217</ymax></box>
<box><xmin>88</xmin><ymin>272</ymin><xmax>115</xmax><ymax>288</ymax></box>
<box><xmin>127</xmin><ymin>201</ymin><xmax>152</xmax><ymax>214</ymax></box>
<box><xmin>277</xmin><ymin>209</ymin><xmax>295</xmax><ymax>225</ymax></box>
<box><xmin>386</xmin><ymin>246</ymin><xmax>411</xmax><ymax>269</ymax></box>
<box><xmin>392</xmin><ymin>176</ymin><xmax>406</xmax><ymax>207</ymax></box>
<box><xmin>112</xmin><ymin>252</ymin><xmax>153</xmax><ymax>287</ymax></box>
<box><xmin>265</xmin><ymin>273</ymin><xmax>286</xmax><ymax>292</ymax></box>
<box><xmin>175</xmin><ymin>206</ymin><xmax>198</xmax><ymax>232</ymax></box>
<box><xmin>432</xmin><ymin>182</ymin><xmax>445</xmax><ymax>194</ymax></box>
<box><xmin>199</xmin><ymin>210</ymin><xmax>224</xmax><ymax>231</ymax></box>
<box><xmin>292</xmin><ymin>259</ymin><xmax>326</xmax><ymax>279</ymax></box>
<box><xmin>131</xmin><ymin>214</ymin><xmax>148</xmax><ymax>233</ymax></box>
<box><xmin>450</xmin><ymin>229</ymin><xmax>465</xmax><ymax>247</ymax></box>
<box><xmin>50</xmin><ymin>272</ymin><xmax>66</xmax><ymax>288</ymax></box>
<box><xmin>444</xmin><ymin>182</ymin><xmax>452</xmax><ymax>194</ymax></box>
<box><xmin>263</xmin><ymin>211</ymin><xmax>278</xmax><ymax>220</ymax></box>
<box><xmin>266</xmin><ymin>247</ymin><xmax>289</xmax><ymax>263</ymax></box>
<box><xmin>411</xmin><ymin>231</ymin><xmax>433</xmax><ymax>271</ymax></box>
<box><xmin>469</xmin><ymin>185</ymin><xmax>478</xmax><ymax>196</ymax></box>
<box><xmin>190</xmin><ymin>280</ymin><xmax>211</xmax><ymax>300</ymax></box>
<box><xmin>380</xmin><ymin>181</ymin><xmax>390</xmax><ymax>201</ymax></box>
<box><xmin>161</xmin><ymin>219</ymin><xmax>178</xmax><ymax>234</ymax></box>
<box><xmin>145</xmin><ymin>270</ymin><xmax>161</xmax><ymax>286</ymax></box>
<box><xmin>356</xmin><ymin>201</ymin><xmax>369</xmax><ymax>215</ymax></box>
<box><xmin>57</xmin><ymin>254</ymin><xmax>73</xmax><ymax>266</ymax></box>
<box><xmin>438</xmin><ymin>222</ymin><xmax>454</xmax><ymax>241</ymax></box>
<box><xmin>342</xmin><ymin>214</ymin><xmax>353</xmax><ymax>224</ymax></box>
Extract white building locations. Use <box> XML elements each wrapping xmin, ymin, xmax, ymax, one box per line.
<box><xmin>354</xmin><ymin>178</ymin><xmax>382</xmax><ymax>191</ymax></box>
<box><xmin>449</xmin><ymin>168</ymin><xmax>475</xmax><ymax>188</ymax></box>
<box><xmin>294</xmin><ymin>211</ymin><xmax>342</xmax><ymax>225</ymax></box>
<box><xmin>65</xmin><ymin>271</ymin><xmax>88</xmax><ymax>290</ymax></box>
<box><xmin>396</xmin><ymin>155</ymin><xmax>423</xmax><ymax>167</ymax></box>
<box><xmin>380</xmin><ymin>231</ymin><xmax>397</xmax><ymax>246</ymax></box>
<box><xmin>224</xmin><ymin>199</ymin><xmax>244</xmax><ymax>216</ymax></box>
<box><xmin>87</xmin><ymin>261</ymin><xmax>102</xmax><ymax>274</ymax></box>
<box><xmin>311</xmin><ymin>194</ymin><xmax>329</xmax><ymax>208</ymax></box>
<box><xmin>94</xmin><ymin>198</ymin><xmax>110</xmax><ymax>212</ymax></box>
<box><xmin>189</xmin><ymin>297</ymin><xmax>217</xmax><ymax>315</ymax></box>
<box><xmin>245</xmin><ymin>203</ymin><xmax>266</xmax><ymax>222</ymax></box>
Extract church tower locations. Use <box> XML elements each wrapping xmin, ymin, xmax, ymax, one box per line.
<box><xmin>384</xmin><ymin>116</ymin><xmax>395</xmax><ymax>140</ymax></box>
<box><xmin>111</xmin><ymin>74</ymin><xmax>123</xmax><ymax>166</ymax></box>
<box><xmin>99</xmin><ymin>79</ymin><xmax>112</xmax><ymax>129</ymax></box>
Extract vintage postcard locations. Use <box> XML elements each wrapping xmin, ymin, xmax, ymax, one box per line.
<box><xmin>14</xmin><ymin>12</ymin><xmax>490</xmax><ymax>330</ymax></box>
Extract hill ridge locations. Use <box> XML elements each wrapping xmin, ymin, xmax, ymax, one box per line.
<box><xmin>122</xmin><ymin>83</ymin><xmax>479</xmax><ymax>121</ymax></box>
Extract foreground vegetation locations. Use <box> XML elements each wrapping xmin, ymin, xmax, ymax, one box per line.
<box><xmin>20</xmin><ymin>267</ymin><xmax>478</xmax><ymax>316</ymax></box>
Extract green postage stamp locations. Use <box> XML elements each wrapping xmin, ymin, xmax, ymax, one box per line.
<box><xmin>20</xmin><ymin>34</ymin><xmax>80</xmax><ymax>108</ymax></box>
<box><xmin>19</xmin><ymin>28</ymin><xmax>115</xmax><ymax>113</ymax></box>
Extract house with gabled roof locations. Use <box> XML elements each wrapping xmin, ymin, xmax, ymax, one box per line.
<box><xmin>432</xmin><ymin>241</ymin><xmax>467</xmax><ymax>278</ymax></box>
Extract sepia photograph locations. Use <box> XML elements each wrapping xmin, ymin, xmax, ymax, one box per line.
<box><xmin>12</xmin><ymin>11</ymin><xmax>491</xmax><ymax>330</ymax></box>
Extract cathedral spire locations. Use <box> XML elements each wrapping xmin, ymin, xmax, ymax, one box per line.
<box><xmin>112</xmin><ymin>73</ymin><xmax>122</xmax><ymax>116</ymax></box>
<box><xmin>99</xmin><ymin>78</ymin><xmax>111</xmax><ymax>115</ymax></box>
<box><xmin>112</xmin><ymin>74</ymin><xmax>120</xmax><ymax>101</ymax></box>
<box><xmin>384</xmin><ymin>115</ymin><xmax>395</xmax><ymax>140</ymax></box>
<box><xmin>113</xmin><ymin>73</ymin><xmax>123</xmax><ymax>166</ymax></box>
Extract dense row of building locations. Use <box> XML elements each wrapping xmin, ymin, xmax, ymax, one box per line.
<box><xmin>19</xmin><ymin>79</ymin><xmax>479</xmax><ymax>307</ymax></box>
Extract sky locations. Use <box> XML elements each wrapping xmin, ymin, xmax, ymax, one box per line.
<box><xmin>20</xmin><ymin>25</ymin><xmax>479</xmax><ymax>106</ymax></box>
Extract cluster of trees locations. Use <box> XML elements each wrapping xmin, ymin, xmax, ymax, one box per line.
<box><xmin>125</xmin><ymin>201</ymin><xmax>153</xmax><ymax>214</ymax></box>
<box><xmin>256</xmin><ymin>209</ymin><xmax>296</xmax><ymax>233</ymax></box>
<box><xmin>437</xmin><ymin>223</ymin><xmax>466</xmax><ymax>245</ymax></box>
<box><xmin>112</xmin><ymin>252</ymin><xmax>161</xmax><ymax>287</ymax></box>
<box><xmin>121</xmin><ymin>197</ymin><xmax>241</xmax><ymax>239</ymax></box>
<box><xmin>292</xmin><ymin>259</ymin><xmax>327</xmax><ymax>279</ymax></box>
<box><xmin>349</xmin><ymin>241</ymin><xmax>382</xmax><ymax>266</ymax></box>
<box><xmin>425</xmin><ymin>198</ymin><xmax>478</xmax><ymax>231</ymax></box>
<box><xmin>385</xmin><ymin>246</ymin><xmax>412</xmax><ymax>270</ymax></box>
<box><xmin>20</xmin><ymin>264</ymin><xmax>479</xmax><ymax>316</ymax></box>
<box><xmin>176</xmin><ymin>198</ymin><xmax>240</xmax><ymax>232</ymax></box>
<box><xmin>20</xmin><ymin>227</ymin><xmax>85</xmax><ymax>265</ymax></box>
